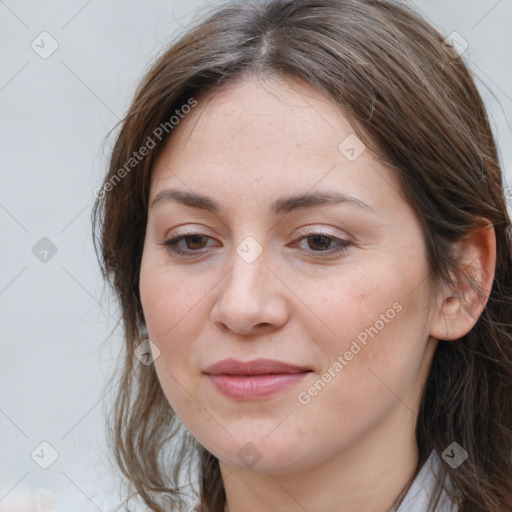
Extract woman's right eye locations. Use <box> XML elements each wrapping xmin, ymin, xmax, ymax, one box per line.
<box><xmin>159</xmin><ymin>234</ymin><xmax>215</xmax><ymax>257</ymax></box>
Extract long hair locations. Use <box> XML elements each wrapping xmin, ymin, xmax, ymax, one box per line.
<box><xmin>91</xmin><ymin>1</ymin><xmax>512</xmax><ymax>510</ymax></box>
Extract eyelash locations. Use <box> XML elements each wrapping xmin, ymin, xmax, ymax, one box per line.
<box><xmin>158</xmin><ymin>232</ymin><xmax>351</xmax><ymax>258</ymax></box>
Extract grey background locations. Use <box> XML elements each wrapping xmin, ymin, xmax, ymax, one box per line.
<box><xmin>1</xmin><ymin>0</ymin><xmax>511</xmax><ymax>510</ymax></box>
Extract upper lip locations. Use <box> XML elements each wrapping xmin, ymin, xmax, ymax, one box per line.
<box><xmin>203</xmin><ymin>358</ymin><xmax>312</xmax><ymax>376</ymax></box>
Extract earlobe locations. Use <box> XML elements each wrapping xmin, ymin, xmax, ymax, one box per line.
<box><xmin>429</xmin><ymin>223</ymin><xmax>496</xmax><ymax>341</ymax></box>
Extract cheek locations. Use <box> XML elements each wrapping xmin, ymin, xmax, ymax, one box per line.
<box><xmin>297</xmin><ymin>249</ymin><xmax>431</xmax><ymax>397</ymax></box>
<box><xmin>139</xmin><ymin>256</ymin><xmax>195</xmax><ymax>378</ymax></box>
<box><xmin>289</xmin><ymin>283</ymin><xmax>429</xmax><ymax>457</ymax></box>
<box><xmin>139</xmin><ymin>257</ymin><xmax>209</xmax><ymax>421</ymax></box>
<box><xmin>138</xmin><ymin>248</ymin><xmax>221</xmax><ymax>383</ymax></box>
<box><xmin>139</xmin><ymin>249</ymin><xmax>207</xmax><ymax>338</ymax></box>
<box><xmin>277</xmin><ymin>283</ymin><xmax>430</xmax><ymax>469</ymax></box>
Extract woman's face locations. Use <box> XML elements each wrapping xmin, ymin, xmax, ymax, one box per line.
<box><xmin>139</xmin><ymin>76</ymin><xmax>439</xmax><ymax>474</ymax></box>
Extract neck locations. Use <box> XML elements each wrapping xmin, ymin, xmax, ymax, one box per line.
<box><xmin>220</xmin><ymin>405</ymin><xmax>420</xmax><ymax>512</ymax></box>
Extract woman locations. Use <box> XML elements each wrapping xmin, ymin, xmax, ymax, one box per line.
<box><xmin>92</xmin><ymin>0</ymin><xmax>512</xmax><ymax>510</ymax></box>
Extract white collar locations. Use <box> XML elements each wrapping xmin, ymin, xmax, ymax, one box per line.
<box><xmin>394</xmin><ymin>450</ymin><xmax>458</xmax><ymax>512</ymax></box>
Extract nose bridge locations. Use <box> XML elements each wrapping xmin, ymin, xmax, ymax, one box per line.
<box><xmin>210</xmin><ymin>232</ymin><xmax>285</xmax><ymax>334</ymax></box>
<box><xmin>235</xmin><ymin>234</ymin><xmax>266</xmax><ymax>269</ymax></box>
<box><xmin>227</xmin><ymin>234</ymin><xmax>268</xmax><ymax>295</ymax></box>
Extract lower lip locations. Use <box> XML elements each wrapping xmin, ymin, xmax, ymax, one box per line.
<box><xmin>206</xmin><ymin>373</ymin><xmax>311</xmax><ymax>399</ymax></box>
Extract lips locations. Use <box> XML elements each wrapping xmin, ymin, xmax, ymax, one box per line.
<box><xmin>203</xmin><ymin>357</ymin><xmax>312</xmax><ymax>376</ymax></box>
<box><xmin>203</xmin><ymin>358</ymin><xmax>313</xmax><ymax>400</ymax></box>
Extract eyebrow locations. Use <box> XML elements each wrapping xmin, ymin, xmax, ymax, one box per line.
<box><xmin>150</xmin><ymin>188</ymin><xmax>376</xmax><ymax>215</ymax></box>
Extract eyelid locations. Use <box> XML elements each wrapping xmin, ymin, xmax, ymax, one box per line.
<box><xmin>294</xmin><ymin>225</ymin><xmax>349</xmax><ymax>238</ymax></box>
<box><xmin>163</xmin><ymin>223</ymin><xmax>214</xmax><ymax>237</ymax></box>
<box><xmin>164</xmin><ymin>224</ymin><xmax>350</xmax><ymax>243</ymax></box>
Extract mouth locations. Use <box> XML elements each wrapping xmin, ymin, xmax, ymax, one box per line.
<box><xmin>203</xmin><ymin>358</ymin><xmax>313</xmax><ymax>400</ymax></box>
<box><xmin>203</xmin><ymin>357</ymin><xmax>312</xmax><ymax>376</ymax></box>
<box><xmin>205</xmin><ymin>373</ymin><xmax>311</xmax><ymax>400</ymax></box>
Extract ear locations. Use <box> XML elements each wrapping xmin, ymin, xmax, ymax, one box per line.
<box><xmin>429</xmin><ymin>223</ymin><xmax>496</xmax><ymax>341</ymax></box>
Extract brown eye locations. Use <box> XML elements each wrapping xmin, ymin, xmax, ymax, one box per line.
<box><xmin>294</xmin><ymin>233</ymin><xmax>350</xmax><ymax>255</ymax></box>
<box><xmin>306</xmin><ymin>235</ymin><xmax>334</xmax><ymax>251</ymax></box>
<box><xmin>160</xmin><ymin>234</ymin><xmax>215</xmax><ymax>256</ymax></box>
<box><xmin>183</xmin><ymin>235</ymin><xmax>209</xmax><ymax>250</ymax></box>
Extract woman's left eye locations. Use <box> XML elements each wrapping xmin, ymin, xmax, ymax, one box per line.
<box><xmin>158</xmin><ymin>232</ymin><xmax>351</xmax><ymax>257</ymax></box>
<box><xmin>293</xmin><ymin>233</ymin><xmax>351</xmax><ymax>254</ymax></box>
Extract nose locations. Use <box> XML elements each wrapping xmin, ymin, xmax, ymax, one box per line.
<box><xmin>210</xmin><ymin>244</ymin><xmax>290</xmax><ymax>336</ymax></box>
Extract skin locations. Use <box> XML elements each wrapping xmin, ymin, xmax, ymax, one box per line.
<box><xmin>139</xmin><ymin>75</ymin><xmax>496</xmax><ymax>512</ymax></box>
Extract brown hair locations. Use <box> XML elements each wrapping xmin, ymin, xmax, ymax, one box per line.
<box><xmin>91</xmin><ymin>1</ymin><xmax>512</xmax><ymax>510</ymax></box>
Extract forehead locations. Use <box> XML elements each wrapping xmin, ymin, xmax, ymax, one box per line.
<box><xmin>148</xmin><ymin>76</ymin><xmax>402</xmax><ymax>213</ymax></box>
<box><xmin>168</xmin><ymin>75</ymin><xmax>356</xmax><ymax>153</ymax></box>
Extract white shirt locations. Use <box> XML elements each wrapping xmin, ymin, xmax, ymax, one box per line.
<box><xmin>395</xmin><ymin>450</ymin><xmax>458</xmax><ymax>512</ymax></box>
